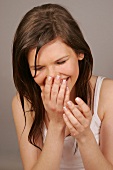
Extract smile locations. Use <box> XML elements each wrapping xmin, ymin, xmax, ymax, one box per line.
<box><xmin>61</xmin><ymin>77</ymin><xmax>70</xmax><ymax>83</ymax></box>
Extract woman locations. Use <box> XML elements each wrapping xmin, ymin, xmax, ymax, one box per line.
<box><xmin>12</xmin><ymin>3</ymin><xmax>113</xmax><ymax>170</ymax></box>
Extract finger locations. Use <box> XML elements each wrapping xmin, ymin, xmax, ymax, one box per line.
<box><xmin>74</xmin><ymin>104</ymin><xmax>83</xmax><ymax>112</ymax></box>
<box><xmin>51</xmin><ymin>75</ymin><xmax>60</xmax><ymax>103</ymax></box>
<box><xmin>63</xmin><ymin>113</ymin><xmax>78</xmax><ymax>136</ymax></box>
<box><xmin>64</xmin><ymin>87</ymin><xmax>70</xmax><ymax>106</ymax></box>
<box><xmin>67</xmin><ymin>101</ymin><xmax>88</xmax><ymax>127</ymax></box>
<box><xmin>75</xmin><ymin>97</ymin><xmax>91</xmax><ymax>119</ymax></box>
<box><xmin>57</xmin><ymin>79</ymin><xmax>67</xmax><ymax>107</ymax></box>
<box><xmin>44</xmin><ymin>76</ymin><xmax>53</xmax><ymax>100</ymax></box>
<box><xmin>63</xmin><ymin>106</ymin><xmax>84</xmax><ymax>132</ymax></box>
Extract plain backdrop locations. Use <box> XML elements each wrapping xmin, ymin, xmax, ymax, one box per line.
<box><xmin>0</xmin><ymin>0</ymin><xmax>113</xmax><ymax>169</ymax></box>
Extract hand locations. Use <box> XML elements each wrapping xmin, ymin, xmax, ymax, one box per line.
<box><xmin>63</xmin><ymin>97</ymin><xmax>92</xmax><ymax>141</ymax></box>
<box><xmin>41</xmin><ymin>75</ymin><xmax>70</xmax><ymax>126</ymax></box>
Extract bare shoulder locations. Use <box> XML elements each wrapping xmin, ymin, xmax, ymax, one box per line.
<box><xmin>12</xmin><ymin>93</ymin><xmax>42</xmax><ymax>170</ymax></box>
<box><xmin>12</xmin><ymin>93</ymin><xmax>21</xmax><ymax>109</ymax></box>
<box><xmin>12</xmin><ymin>93</ymin><xmax>25</xmax><ymax>128</ymax></box>
<box><xmin>99</xmin><ymin>77</ymin><xmax>113</xmax><ymax>119</ymax></box>
<box><xmin>100</xmin><ymin>77</ymin><xmax>113</xmax><ymax>102</ymax></box>
<box><xmin>99</xmin><ymin>78</ymin><xmax>113</xmax><ymax>165</ymax></box>
<box><xmin>12</xmin><ymin>94</ymin><xmax>23</xmax><ymax>120</ymax></box>
<box><xmin>12</xmin><ymin>93</ymin><xmax>32</xmax><ymax>115</ymax></box>
<box><xmin>12</xmin><ymin>93</ymin><xmax>35</xmax><ymax>118</ymax></box>
<box><xmin>90</xmin><ymin>75</ymin><xmax>113</xmax><ymax>120</ymax></box>
<box><xmin>12</xmin><ymin>93</ymin><xmax>34</xmax><ymax>139</ymax></box>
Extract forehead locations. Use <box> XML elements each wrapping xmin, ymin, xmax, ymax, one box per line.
<box><xmin>28</xmin><ymin>39</ymin><xmax>75</xmax><ymax>65</ymax></box>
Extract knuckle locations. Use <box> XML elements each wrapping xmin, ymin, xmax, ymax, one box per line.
<box><xmin>70</xmin><ymin>107</ymin><xmax>74</xmax><ymax>112</ymax></box>
<box><xmin>69</xmin><ymin>127</ymin><xmax>73</xmax><ymax>132</ymax></box>
<box><xmin>71</xmin><ymin>131</ymin><xmax>78</xmax><ymax>136</ymax></box>
<box><xmin>44</xmin><ymin>89</ymin><xmax>50</xmax><ymax>95</ymax></box>
<box><xmin>54</xmin><ymin>80</ymin><xmax>60</xmax><ymax>84</ymax></box>
<box><xmin>74</xmin><ymin>121</ymin><xmax>78</xmax><ymax>127</ymax></box>
<box><xmin>72</xmin><ymin>106</ymin><xmax>78</xmax><ymax>113</ymax></box>
<box><xmin>58</xmin><ymin>95</ymin><xmax>63</xmax><ymax>101</ymax></box>
<box><xmin>52</xmin><ymin>90</ymin><xmax>57</xmax><ymax>95</ymax></box>
<box><xmin>46</xmin><ymin>81</ymin><xmax>52</xmax><ymax>85</ymax></box>
<box><xmin>50</xmin><ymin>106</ymin><xmax>56</xmax><ymax>112</ymax></box>
<box><xmin>75</xmin><ymin>113</ymin><xmax>82</xmax><ymax>119</ymax></box>
<box><xmin>70</xmin><ymin>103</ymin><xmax>75</xmax><ymax>109</ymax></box>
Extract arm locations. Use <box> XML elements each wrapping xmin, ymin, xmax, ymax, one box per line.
<box><xmin>63</xmin><ymin>79</ymin><xmax>113</xmax><ymax>170</ymax></box>
<box><xmin>12</xmin><ymin>95</ymin><xmax>65</xmax><ymax>170</ymax></box>
<box><xmin>12</xmin><ymin>95</ymin><xmax>42</xmax><ymax>170</ymax></box>
<box><xmin>12</xmin><ymin>76</ymin><xmax>69</xmax><ymax>170</ymax></box>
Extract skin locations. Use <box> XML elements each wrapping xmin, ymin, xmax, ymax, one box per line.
<box><xmin>28</xmin><ymin>38</ymin><xmax>84</xmax><ymax>135</ymax></box>
<box><xmin>12</xmin><ymin>38</ymin><xmax>113</xmax><ymax>170</ymax></box>
<box><xmin>28</xmin><ymin>38</ymin><xmax>84</xmax><ymax>103</ymax></box>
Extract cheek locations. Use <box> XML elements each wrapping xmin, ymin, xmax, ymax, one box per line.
<box><xmin>34</xmin><ymin>72</ymin><xmax>46</xmax><ymax>86</ymax></box>
<box><xmin>72</xmin><ymin>63</ymin><xmax>79</xmax><ymax>76</ymax></box>
<box><xmin>62</xmin><ymin>62</ymin><xmax>79</xmax><ymax>76</ymax></box>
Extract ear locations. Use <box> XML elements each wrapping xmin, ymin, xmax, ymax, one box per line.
<box><xmin>78</xmin><ymin>53</ymin><xmax>84</xmax><ymax>60</ymax></box>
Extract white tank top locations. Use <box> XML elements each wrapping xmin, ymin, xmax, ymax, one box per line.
<box><xmin>43</xmin><ymin>76</ymin><xmax>105</xmax><ymax>170</ymax></box>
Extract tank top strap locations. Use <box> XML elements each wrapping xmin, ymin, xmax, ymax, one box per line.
<box><xmin>93</xmin><ymin>76</ymin><xmax>105</xmax><ymax>123</ymax></box>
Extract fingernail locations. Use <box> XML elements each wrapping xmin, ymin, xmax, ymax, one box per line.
<box><xmin>56</xmin><ymin>75</ymin><xmax>60</xmax><ymax>80</ymax></box>
<box><xmin>62</xmin><ymin>79</ymin><xmax>66</xmax><ymax>84</ymax></box>
<box><xmin>67</xmin><ymin>101</ymin><xmax>72</xmax><ymax>106</ymax></box>
<box><xmin>75</xmin><ymin>97</ymin><xmax>81</xmax><ymax>102</ymax></box>
<box><xmin>63</xmin><ymin>106</ymin><xmax>67</xmax><ymax>110</ymax></box>
<box><xmin>48</xmin><ymin>76</ymin><xmax>52</xmax><ymax>81</ymax></box>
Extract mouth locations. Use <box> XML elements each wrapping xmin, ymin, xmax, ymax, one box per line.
<box><xmin>61</xmin><ymin>76</ymin><xmax>70</xmax><ymax>83</ymax></box>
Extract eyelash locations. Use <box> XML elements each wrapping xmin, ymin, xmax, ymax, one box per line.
<box><xmin>57</xmin><ymin>60</ymin><xmax>66</xmax><ymax>65</ymax></box>
<box><xmin>34</xmin><ymin>60</ymin><xmax>67</xmax><ymax>71</ymax></box>
<box><xmin>35</xmin><ymin>66</ymin><xmax>44</xmax><ymax>71</ymax></box>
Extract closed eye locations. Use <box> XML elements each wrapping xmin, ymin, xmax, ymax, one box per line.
<box><xmin>56</xmin><ymin>60</ymin><xmax>67</xmax><ymax>65</ymax></box>
<box><xmin>35</xmin><ymin>66</ymin><xmax>44</xmax><ymax>71</ymax></box>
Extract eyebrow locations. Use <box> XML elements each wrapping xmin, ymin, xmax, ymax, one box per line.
<box><xmin>55</xmin><ymin>55</ymin><xmax>69</xmax><ymax>62</ymax></box>
<box><xmin>30</xmin><ymin>65</ymin><xmax>41</xmax><ymax>69</ymax></box>
<box><xmin>29</xmin><ymin>55</ymin><xmax>69</xmax><ymax>68</ymax></box>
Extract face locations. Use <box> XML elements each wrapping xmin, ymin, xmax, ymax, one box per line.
<box><xmin>28</xmin><ymin>39</ymin><xmax>84</xmax><ymax>93</ymax></box>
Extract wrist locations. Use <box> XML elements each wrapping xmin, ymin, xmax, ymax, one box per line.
<box><xmin>49</xmin><ymin>121</ymin><xmax>65</xmax><ymax>133</ymax></box>
<box><xmin>76</xmin><ymin>129</ymin><xmax>94</xmax><ymax>144</ymax></box>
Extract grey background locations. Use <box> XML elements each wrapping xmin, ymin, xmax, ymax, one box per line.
<box><xmin>0</xmin><ymin>0</ymin><xmax>113</xmax><ymax>169</ymax></box>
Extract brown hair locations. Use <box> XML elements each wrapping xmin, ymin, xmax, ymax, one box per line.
<box><xmin>12</xmin><ymin>3</ymin><xmax>93</xmax><ymax>149</ymax></box>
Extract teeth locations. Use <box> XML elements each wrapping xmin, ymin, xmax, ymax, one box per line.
<box><xmin>61</xmin><ymin>77</ymin><xmax>69</xmax><ymax>83</ymax></box>
<box><xmin>64</xmin><ymin>77</ymin><xmax>69</xmax><ymax>81</ymax></box>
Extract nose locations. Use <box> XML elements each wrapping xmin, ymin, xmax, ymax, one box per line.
<box><xmin>47</xmin><ymin>66</ymin><xmax>59</xmax><ymax>78</ymax></box>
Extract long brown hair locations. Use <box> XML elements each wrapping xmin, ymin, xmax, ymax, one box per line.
<box><xmin>12</xmin><ymin>3</ymin><xmax>93</xmax><ymax>149</ymax></box>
